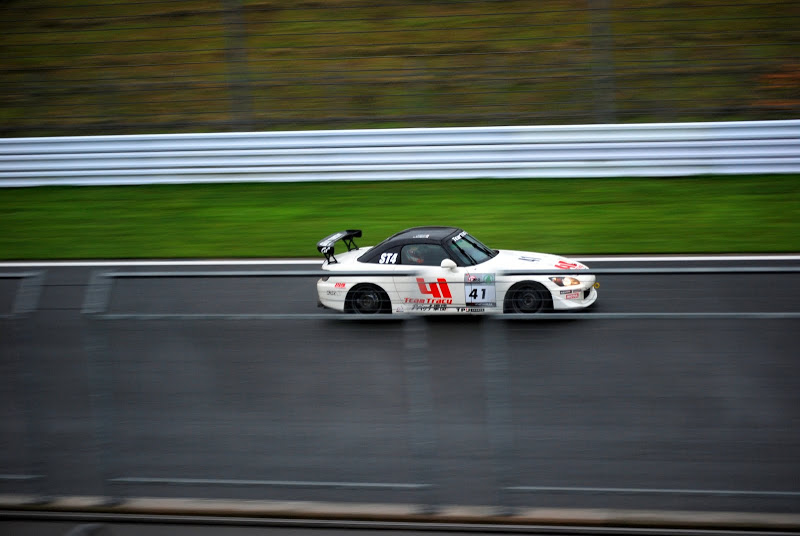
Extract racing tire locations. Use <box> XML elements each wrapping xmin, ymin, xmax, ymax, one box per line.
<box><xmin>504</xmin><ymin>282</ymin><xmax>551</xmax><ymax>314</ymax></box>
<box><xmin>346</xmin><ymin>284</ymin><xmax>391</xmax><ymax>314</ymax></box>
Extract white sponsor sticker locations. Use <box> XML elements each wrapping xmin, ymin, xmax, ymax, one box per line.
<box><xmin>465</xmin><ymin>273</ymin><xmax>496</xmax><ymax>306</ymax></box>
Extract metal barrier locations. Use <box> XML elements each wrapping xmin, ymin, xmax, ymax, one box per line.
<box><xmin>2</xmin><ymin>120</ymin><xmax>800</xmax><ymax>186</ymax></box>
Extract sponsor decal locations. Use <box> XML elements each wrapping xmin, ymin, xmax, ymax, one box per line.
<box><xmin>465</xmin><ymin>273</ymin><xmax>496</xmax><ymax>306</ymax></box>
<box><xmin>405</xmin><ymin>296</ymin><xmax>453</xmax><ymax>305</ymax></box>
<box><xmin>405</xmin><ymin>277</ymin><xmax>453</xmax><ymax>305</ymax></box>
<box><xmin>334</xmin><ymin>282</ymin><xmax>346</xmax><ymax>288</ymax></box>
<box><xmin>326</xmin><ymin>290</ymin><xmax>342</xmax><ymax>296</ymax></box>
<box><xmin>456</xmin><ymin>307</ymin><xmax>485</xmax><ymax>313</ymax></box>
<box><xmin>554</xmin><ymin>260</ymin><xmax>585</xmax><ymax>270</ymax></box>
<box><xmin>319</xmin><ymin>232</ymin><xmax>344</xmax><ymax>248</ymax></box>
<box><xmin>452</xmin><ymin>230</ymin><xmax>468</xmax><ymax>242</ymax></box>
<box><xmin>379</xmin><ymin>252</ymin><xmax>398</xmax><ymax>264</ymax></box>
<box><xmin>518</xmin><ymin>256</ymin><xmax>541</xmax><ymax>262</ymax></box>
<box><xmin>564</xmin><ymin>291</ymin><xmax>581</xmax><ymax>300</ymax></box>
<box><xmin>413</xmin><ymin>234</ymin><xmax>430</xmax><ymax>238</ymax></box>
<box><xmin>416</xmin><ymin>278</ymin><xmax>452</xmax><ymax>299</ymax></box>
<box><xmin>411</xmin><ymin>303</ymin><xmax>448</xmax><ymax>311</ymax></box>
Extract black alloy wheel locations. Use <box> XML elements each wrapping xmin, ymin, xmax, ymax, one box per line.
<box><xmin>349</xmin><ymin>285</ymin><xmax>387</xmax><ymax>314</ymax></box>
<box><xmin>506</xmin><ymin>282</ymin><xmax>548</xmax><ymax>314</ymax></box>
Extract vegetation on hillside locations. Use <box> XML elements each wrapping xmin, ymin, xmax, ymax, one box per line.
<box><xmin>1</xmin><ymin>1</ymin><xmax>797</xmax><ymax>136</ymax></box>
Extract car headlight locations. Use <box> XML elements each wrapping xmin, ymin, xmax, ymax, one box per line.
<box><xmin>549</xmin><ymin>276</ymin><xmax>581</xmax><ymax>286</ymax></box>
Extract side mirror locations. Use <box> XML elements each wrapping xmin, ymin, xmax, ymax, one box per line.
<box><xmin>440</xmin><ymin>258</ymin><xmax>457</xmax><ymax>270</ymax></box>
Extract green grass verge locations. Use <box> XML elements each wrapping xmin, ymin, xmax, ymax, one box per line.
<box><xmin>2</xmin><ymin>176</ymin><xmax>799</xmax><ymax>260</ymax></box>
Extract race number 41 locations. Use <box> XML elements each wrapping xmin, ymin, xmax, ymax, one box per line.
<box><xmin>465</xmin><ymin>273</ymin><xmax>496</xmax><ymax>306</ymax></box>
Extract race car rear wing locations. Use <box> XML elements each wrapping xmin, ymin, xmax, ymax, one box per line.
<box><xmin>316</xmin><ymin>229</ymin><xmax>362</xmax><ymax>263</ymax></box>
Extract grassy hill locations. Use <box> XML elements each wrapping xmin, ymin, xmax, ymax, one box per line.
<box><xmin>1</xmin><ymin>0</ymin><xmax>798</xmax><ymax>136</ymax></box>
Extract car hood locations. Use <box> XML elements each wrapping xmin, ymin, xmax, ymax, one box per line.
<box><xmin>483</xmin><ymin>249</ymin><xmax>589</xmax><ymax>271</ymax></box>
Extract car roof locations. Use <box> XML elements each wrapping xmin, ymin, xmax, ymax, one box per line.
<box><xmin>384</xmin><ymin>226</ymin><xmax>462</xmax><ymax>242</ymax></box>
<box><xmin>357</xmin><ymin>226</ymin><xmax>463</xmax><ymax>263</ymax></box>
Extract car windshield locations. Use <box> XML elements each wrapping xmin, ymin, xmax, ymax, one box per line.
<box><xmin>448</xmin><ymin>231</ymin><xmax>498</xmax><ymax>266</ymax></box>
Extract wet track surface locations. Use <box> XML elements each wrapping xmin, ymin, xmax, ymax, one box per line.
<box><xmin>4</xmin><ymin>514</ymin><xmax>800</xmax><ymax>536</ymax></box>
<box><xmin>1</xmin><ymin>258</ymin><xmax>799</xmax><ymax>516</ymax></box>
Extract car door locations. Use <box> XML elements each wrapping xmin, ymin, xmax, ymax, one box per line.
<box><xmin>392</xmin><ymin>243</ymin><xmax>467</xmax><ymax>313</ymax></box>
<box><xmin>356</xmin><ymin>245</ymin><xmax>403</xmax><ymax>306</ymax></box>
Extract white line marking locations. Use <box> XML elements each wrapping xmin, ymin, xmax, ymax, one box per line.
<box><xmin>507</xmin><ymin>485</ymin><xmax>800</xmax><ymax>497</ymax></box>
<box><xmin>112</xmin><ymin>477</ymin><xmax>428</xmax><ymax>489</ymax></box>
<box><xmin>2</xmin><ymin>255</ymin><xmax>799</xmax><ymax>268</ymax></box>
<box><xmin>0</xmin><ymin>474</ymin><xmax>43</xmax><ymax>481</ymax></box>
<box><xmin>578</xmin><ymin>255</ymin><xmax>800</xmax><ymax>262</ymax></box>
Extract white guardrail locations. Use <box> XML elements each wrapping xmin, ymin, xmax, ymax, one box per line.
<box><xmin>1</xmin><ymin>120</ymin><xmax>799</xmax><ymax>186</ymax></box>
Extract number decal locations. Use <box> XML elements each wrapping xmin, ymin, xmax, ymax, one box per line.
<box><xmin>465</xmin><ymin>273</ymin><xmax>496</xmax><ymax>306</ymax></box>
<box><xmin>468</xmin><ymin>288</ymin><xmax>487</xmax><ymax>300</ymax></box>
<box><xmin>379</xmin><ymin>252</ymin><xmax>398</xmax><ymax>264</ymax></box>
<box><xmin>416</xmin><ymin>278</ymin><xmax>452</xmax><ymax>298</ymax></box>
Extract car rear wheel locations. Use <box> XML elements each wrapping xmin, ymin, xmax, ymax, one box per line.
<box><xmin>504</xmin><ymin>282</ymin><xmax>550</xmax><ymax>314</ymax></box>
<box><xmin>346</xmin><ymin>284</ymin><xmax>390</xmax><ymax>314</ymax></box>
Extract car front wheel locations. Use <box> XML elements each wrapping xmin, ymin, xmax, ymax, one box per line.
<box><xmin>504</xmin><ymin>282</ymin><xmax>550</xmax><ymax>314</ymax></box>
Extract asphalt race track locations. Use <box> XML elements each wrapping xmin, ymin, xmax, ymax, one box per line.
<box><xmin>1</xmin><ymin>257</ymin><xmax>799</xmax><ymax>517</ymax></box>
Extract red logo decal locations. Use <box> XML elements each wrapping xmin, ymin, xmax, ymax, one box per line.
<box><xmin>416</xmin><ymin>278</ymin><xmax>452</xmax><ymax>298</ymax></box>
<box><xmin>334</xmin><ymin>282</ymin><xmax>346</xmax><ymax>288</ymax></box>
<box><xmin>555</xmin><ymin>260</ymin><xmax>580</xmax><ymax>270</ymax></box>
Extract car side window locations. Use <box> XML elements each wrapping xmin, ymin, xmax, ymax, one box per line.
<box><xmin>400</xmin><ymin>244</ymin><xmax>450</xmax><ymax>266</ymax></box>
<box><xmin>366</xmin><ymin>246</ymin><xmax>401</xmax><ymax>264</ymax></box>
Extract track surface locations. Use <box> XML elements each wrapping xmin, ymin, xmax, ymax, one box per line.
<box><xmin>1</xmin><ymin>257</ymin><xmax>799</xmax><ymax>515</ymax></box>
<box><xmin>4</xmin><ymin>513</ymin><xmax>800</xmax><ymax>536</ymax></box>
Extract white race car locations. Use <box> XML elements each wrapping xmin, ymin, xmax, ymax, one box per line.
<box><xmin>316</xmin><ymin>227</ymin><xmax>598</xmax><ymax>315</ymax></box>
